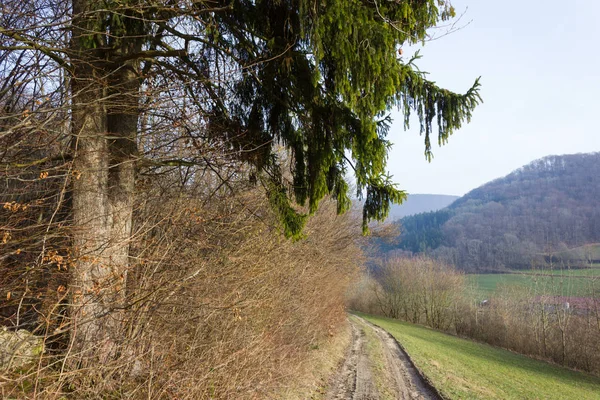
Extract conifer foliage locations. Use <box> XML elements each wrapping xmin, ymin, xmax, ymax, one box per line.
<box><xmin>0</xmin><ymin>0</ymin><xmax>481</xmax><ymax>365</ymax></box>
<box><xmin>223</xmin><ymin>0</ymin><xmax>482</xmax><ymax>234</ymax></box>
<box><xmin>1</xmin><ymin>0</ymin><xmax>481</xmax><ymax>236</ymax></box>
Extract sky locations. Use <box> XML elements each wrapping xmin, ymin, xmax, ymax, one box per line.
<box><xmin>386</xmin><ymin>0</ymin><xmax>600</xmax><ymax>196</ymax></box>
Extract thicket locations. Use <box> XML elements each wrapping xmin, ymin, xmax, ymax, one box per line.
<box><xmin>350</xmin><ymin>256</ymin><xmax>600</xmax><ymax>375</ymax></box>
<box><xmin>1</xmin><ymin>172</ymin><xmax>361</xmax><ymax>398</ymax></box>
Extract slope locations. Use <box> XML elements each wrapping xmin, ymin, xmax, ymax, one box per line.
<box><xmin>359</xmin><ymin>313</ymin><xmax>600</xmax><ymax>400</ymax></box>
<box><xmin>385</xmin><ymin>153</ymin><xmax>600</xmax><ymax>271</ymax></box>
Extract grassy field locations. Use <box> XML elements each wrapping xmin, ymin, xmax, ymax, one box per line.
<box><xmin>468</xmin><ymin>272</ymin><xmax>600</xmax><ymax>300</ymax></box>
<box><xmin>467</xmin><ymin>244</ymin><xmax>600</xmax><ymax>300</ymax></box>
<box><xmin>357</xmin><ymin>313</ymin><xmax>600</xmax><ymax>400</ymax></box>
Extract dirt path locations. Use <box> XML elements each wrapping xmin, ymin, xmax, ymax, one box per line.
<box><xmin>326</xmin><ymin>316</ymin><xmax>440</xmax><ymax>400</ymax></box>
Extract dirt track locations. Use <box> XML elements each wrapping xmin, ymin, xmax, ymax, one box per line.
<box><xmin>326</xmin><ymin>316</ymin><xmax>440</xmax><ymax>400</ymax></box>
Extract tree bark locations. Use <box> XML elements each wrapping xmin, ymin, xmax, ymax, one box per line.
<box><xmin>70</xmin><ymin>0</ymin><xmax>140</xmax><ymax>362</ymax></box>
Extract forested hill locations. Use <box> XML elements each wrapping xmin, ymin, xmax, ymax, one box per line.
<box><xmin>386</xmin><ymin>194</ymin><xmax>459</xmax><ymax>220</ymax></box>
<box><xmin>384</xmin><ymin>153</ymin><xmax>600</xmax><ymax>271</ymax></box>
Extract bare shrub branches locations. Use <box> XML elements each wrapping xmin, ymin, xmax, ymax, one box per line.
<box><xmin>351</xmin><ymin>257</ymin><xmax>600</xmax><ymax>376</ymax></box>
<box><xmin>1</xmin><ymin>166</ymin><xmax>362</xmax><ymax>398</ymax></box>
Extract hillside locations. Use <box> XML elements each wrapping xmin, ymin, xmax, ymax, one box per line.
<box><xmin>385</xmin><ymin>153</ymin><xmax>600</xmax><ymax>271</ymax></box>
<box><xmin>386</xmin><ymin>194</ymin><xmax>459</xmax><ymax>220</ymax></box>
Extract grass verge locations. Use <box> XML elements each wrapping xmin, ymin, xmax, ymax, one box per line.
<box><xmin>357</xmin><ymin>312</ymin><xmax>600</xmax><ymax>400</ymax></box>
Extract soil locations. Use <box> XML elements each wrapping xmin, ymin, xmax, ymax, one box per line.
<box><xmin>325</xmin><ymin>316</ymin><xmax>441</xmax><ymax>400</ymax></box>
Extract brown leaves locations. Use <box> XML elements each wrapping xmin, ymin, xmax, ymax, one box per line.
<box><xmin>42</xmin><ymin>250</ymin><xmax>70</xmax><ymax>270</ymax></box>
<box><xmin>1</xmin><ymin>231</ymin><xmax>11</xmax><ymax>244</ymax></box>
<box><xmin>3</xmin><ymin>201</ymin><xmax>28</xmax><ymax>212</ymax></box>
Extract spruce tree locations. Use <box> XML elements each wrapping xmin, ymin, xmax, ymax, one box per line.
<box><xmin>200</xmin><ymin>0</ymin><xmax>481</xmax><ymax>234</ymax></box>
<box><xmin>1</xmin><ymin>0</ymin><xmax>480</xmax><ymax>356</ymax></box>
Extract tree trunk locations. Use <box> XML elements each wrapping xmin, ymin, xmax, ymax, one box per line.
<box><xmin>70</xmin><ymin>0</ymin><xmax>140</xmax><ymax>362</ymax></box>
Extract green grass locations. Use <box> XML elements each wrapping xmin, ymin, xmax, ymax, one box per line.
<box><xmin>468</xmin><ymin>272</ymin><xmax>600</xmax><ymax>300</ymax></box>
<box><xmin>467</xmin><ymin>244</ymin><xmax>600</xmax><ymax>301</ymax></box>
<box><xmin>357</xmin><ymin>313</ymin><xmax>600</xmax><ymax>400</ymax></box>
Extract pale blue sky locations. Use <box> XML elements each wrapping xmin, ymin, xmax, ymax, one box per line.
<box><xmin>387</xmin><ymin>0</ymin><xmax>600</xmax><ymax>196</ymax></box>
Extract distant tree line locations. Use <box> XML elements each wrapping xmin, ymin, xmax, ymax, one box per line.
<box><xmin>376</xmin><ymin>153</ymin><xmax>600</xmax><ymax>271</ymax></box>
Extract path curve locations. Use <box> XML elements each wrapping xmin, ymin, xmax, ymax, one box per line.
<box><xmin>326</xmin><ymin>316</ymin><xmax>441</xmax><ymax>400</ymax></box>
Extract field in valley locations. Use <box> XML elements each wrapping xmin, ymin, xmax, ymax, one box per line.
<box><xmin>357</xmin><ymin>313</ymin><xmax>600</xmax><ymax>400</ymax></box>
<box><xmin>468</xmin><ymin>267</ymin><xmax>600</xmax><ymax>300</ymax></box>
<box><xmin>465</xmin><ymin>244</ymin><xmax>600</xmax><ymax>300</ymax></box>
